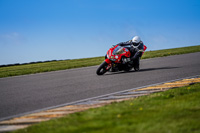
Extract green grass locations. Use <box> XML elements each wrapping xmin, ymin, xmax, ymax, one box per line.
<box><xmin>141</xmin><ymin>45</ymin><xmax>200</xmax><ymax>59</ymax></box>
<box><xmin>14</xmin><ymin>83</ymin><xmax>200</xmax><ymax>133</ymax></box>
<box><xmin>1</xmin><ymin>45</ymin><xmax>200</xmax><ymax>78</ymax></box>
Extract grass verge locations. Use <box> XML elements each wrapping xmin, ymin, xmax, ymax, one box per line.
<box><xmin>1</xmin><ymin>45</ymin><xmax>200</xmax><ymax>78</ymax></box>
<box><xmin>14</xmin><ymin>83</ymin><xmax>200</xmax><ymax>133</ymax></box>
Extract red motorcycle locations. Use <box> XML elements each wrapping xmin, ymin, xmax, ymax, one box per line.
<box><xmin>96</xmin><ymin>44</ymin><xmax>147</xmax><ymax>75</ymax></box>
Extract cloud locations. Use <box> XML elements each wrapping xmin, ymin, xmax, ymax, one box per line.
<box><xmin>0</xmin><ymin>32</ymin><xmax>25</xmax><ymax>45</ymax></box>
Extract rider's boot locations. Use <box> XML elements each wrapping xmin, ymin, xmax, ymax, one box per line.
<box><xmin>130</xmin><ymin>56</ymin><xmax>140</xmax><ymax>71</ymax></box>
<box><xmin>134</xmin><ymin>58</ymin><xmax>140</xmax><ymax>71</ymax></box>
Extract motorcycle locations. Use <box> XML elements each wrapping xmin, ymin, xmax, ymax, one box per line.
<box><xmin>96</xmin><ymin>44</ymin><xmax>147</xmax><ymax>75</ymax></box>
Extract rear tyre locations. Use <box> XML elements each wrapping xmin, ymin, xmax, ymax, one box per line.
<box><xmin>96</xmin><ymin>61</ymin><xmax>109</xmax><ymax>75</ymax></box>
<box><xmin>134</xmin><ymin>66</ymin><xmax>140</xmax><ymax>71</ymax></box>
<box><xmin>124</xmin><ymin>64</ymin><xmax>132</xmax><ymax>72</ymax></box>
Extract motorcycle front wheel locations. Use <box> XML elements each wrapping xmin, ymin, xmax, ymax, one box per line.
<box><xmin>96</xmin><ymin>61</ymin><xmax>110</xmax><ymax>75</ymax></box>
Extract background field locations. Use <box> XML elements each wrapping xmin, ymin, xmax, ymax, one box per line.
<box><xmin>1</xmin><ymin>45</ymin><xmax>200</xmax><ymax>78</ymax></box>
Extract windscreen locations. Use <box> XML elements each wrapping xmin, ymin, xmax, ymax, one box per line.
<box><xmin>113</xmin><ymin>46</ymin><xmax>124</xmax><ymax>55</ymax></box>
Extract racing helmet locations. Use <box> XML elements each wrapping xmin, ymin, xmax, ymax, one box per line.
<box><xmin>132</xmin><ymin>36</ymin><xmax>141</xmax><ymax>44</ymax></box>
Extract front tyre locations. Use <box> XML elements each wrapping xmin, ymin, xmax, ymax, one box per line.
<box><xmin>96</xmin><ymin>61</ymin><xmax>109</xmax><ymax>75</ymax></box>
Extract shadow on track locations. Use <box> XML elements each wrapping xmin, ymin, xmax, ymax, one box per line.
<box><xmin>139</xmin><ymin>66</ymin><xmax>179</xmax><ymax>72</ymax></box>
<box><xmin>104</xmin><ymin>66</ymin><xmax>179</xmax><ymax>76</ymax></box>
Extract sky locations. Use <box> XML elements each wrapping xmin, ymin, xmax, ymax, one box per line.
<box><xmin>0</xmin><ymin>0</ymin><xmax>200</xmax><ymax>65</ymax></box>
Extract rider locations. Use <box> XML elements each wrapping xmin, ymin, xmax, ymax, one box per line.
<box><xmin>117</xmin><ymin>36</ymin><xmax>144</xmax><ymax>71</ymax></box>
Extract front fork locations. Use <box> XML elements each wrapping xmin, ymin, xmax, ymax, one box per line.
<box><xmin>106</xmin><ymin>64</ymin><xmax>112</xmax><ymax>70</ymax></box>
<box><xmin>105</xmin><ymin>59</ymin><xmax>112</xmax><ymax>70</ymax></box>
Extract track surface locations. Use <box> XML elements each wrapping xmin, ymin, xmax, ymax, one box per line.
<box><xmin>0</xmin><ymin>52</ymin><xmax>200</xmax><ymax>120</ymax></box>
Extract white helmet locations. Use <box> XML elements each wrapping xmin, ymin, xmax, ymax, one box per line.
<box><xmin>132</xmin><ymin>36</ymin><xmax>141</xmax><ymax>43</ymax></box>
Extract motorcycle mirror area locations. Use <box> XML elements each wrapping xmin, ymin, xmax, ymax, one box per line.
<box><xmin>112</xmin><ymin>45</ymin><xmax>116</xmax><ymax>48</ymax></box>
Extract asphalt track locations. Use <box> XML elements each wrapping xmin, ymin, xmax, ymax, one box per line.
<box><xmin>0</xmin><ymin>52</ymin><xmax>200</xmax><ymax>120</ymax></box>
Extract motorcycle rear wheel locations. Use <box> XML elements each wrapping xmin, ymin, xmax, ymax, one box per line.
<box><xmin>96</xmin><ymin>61</ymin><xmax>109</xmax><ymax>75</ymax></box>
